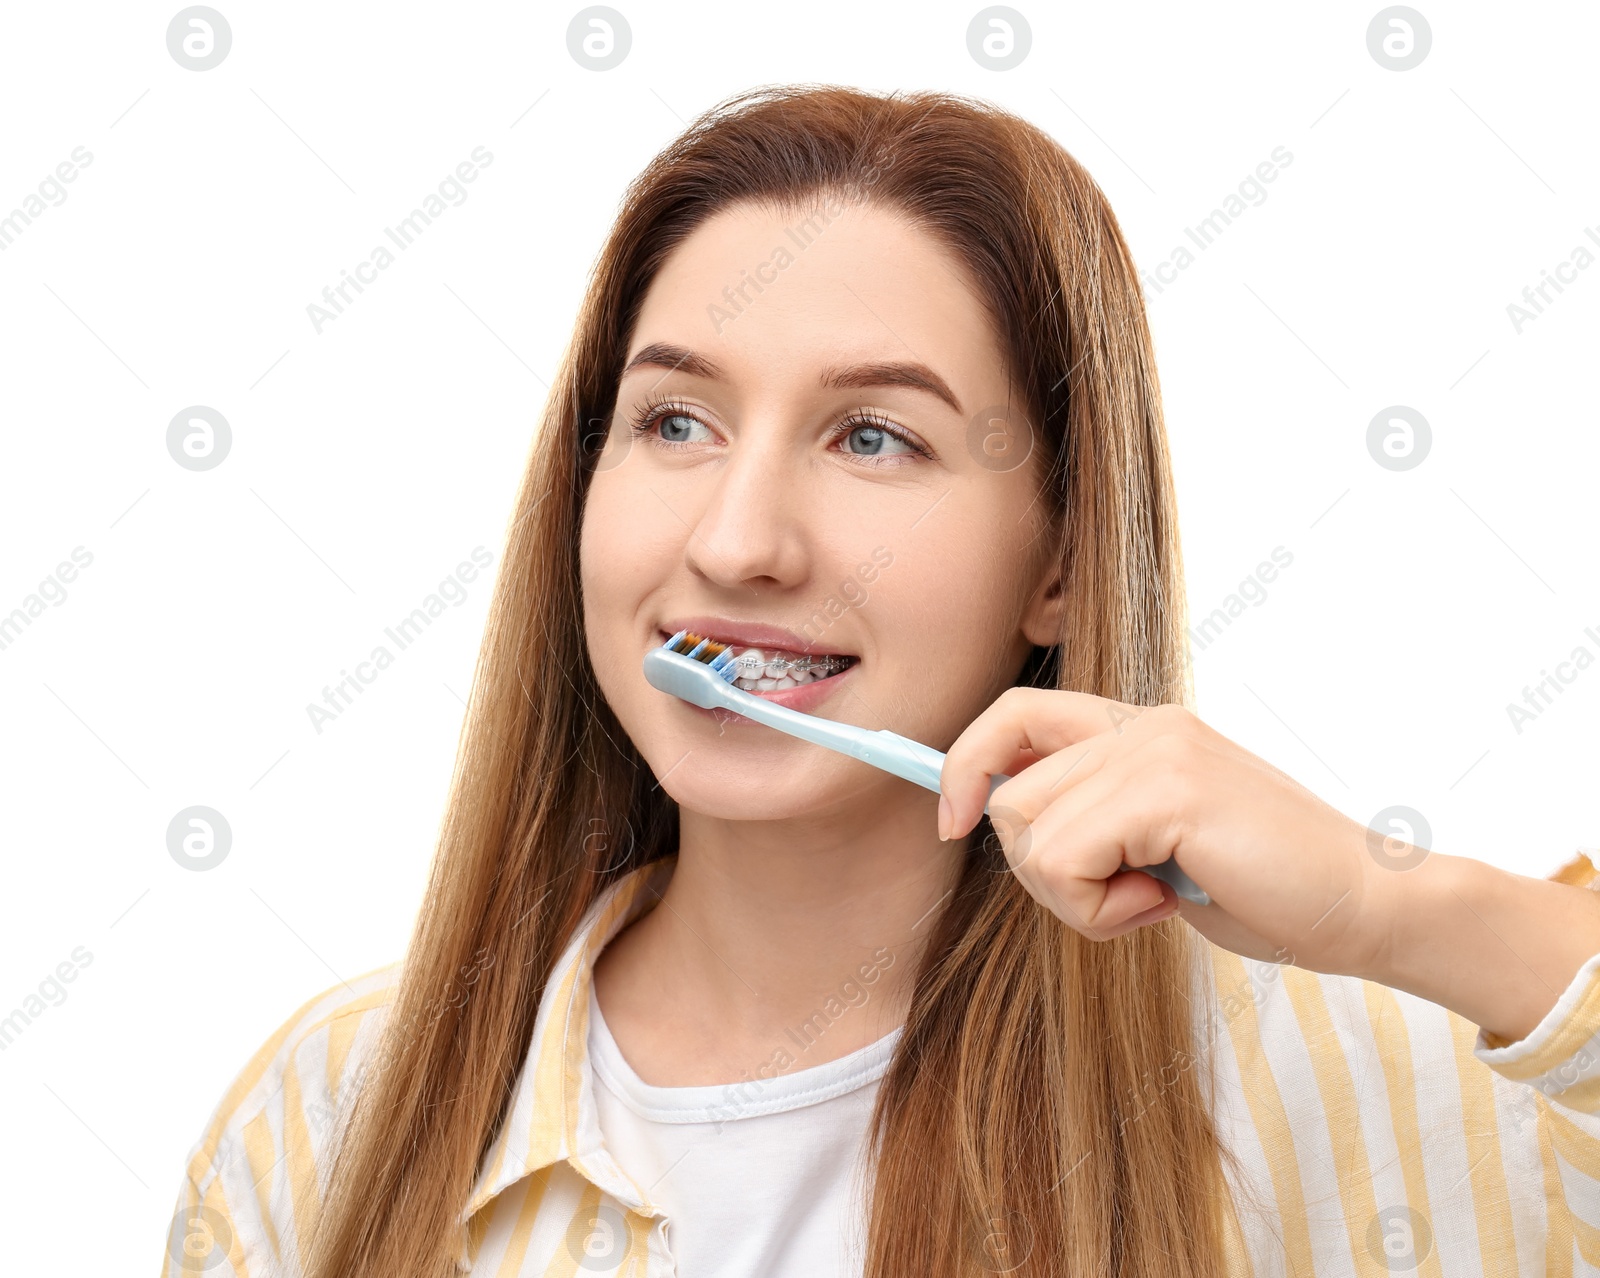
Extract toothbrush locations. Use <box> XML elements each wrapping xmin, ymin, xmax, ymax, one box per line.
<box><xmin>642</xmin><ymin>630</ymin><xmax>1211</xmax><ymax>907</ymax></box>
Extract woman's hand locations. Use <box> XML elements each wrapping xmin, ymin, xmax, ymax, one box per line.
<box><xmin>937</xmin><ymin>688</ymin><xmax>1395</xmax><ymax>975</ymax></box>
<box><xmin>937</xmin><ymin>686</ymin><xmax>1600</xmax><ymax>1043</ymax></box>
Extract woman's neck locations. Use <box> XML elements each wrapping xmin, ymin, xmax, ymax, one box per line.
<box><xmin>592</xmin><ymin>797</ymin><xmax>959</xmax><ymax>1087</ymax></box>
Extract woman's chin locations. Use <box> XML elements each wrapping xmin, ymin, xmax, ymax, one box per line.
<box><xmin>651</xmin><ymin>760</ymin><xmax>859</xmax><ymax>825</ymax></box>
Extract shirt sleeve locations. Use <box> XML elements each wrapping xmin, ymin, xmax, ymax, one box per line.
<box><xmin>153</xmin><ymin>967</ymin><xmax>387</xmax><ymax>1278</ymax></box>
<box><xmin>156</xmin><ymin>1131</ymin><xmax>266</xmax><ymax>1277</ymax></box>
<box><xmin>1472</xmin><ymin>850</ymin><xmax>1600</xmax><ymax>1269</ymax></box>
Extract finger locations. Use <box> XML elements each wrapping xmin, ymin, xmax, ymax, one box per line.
<box><xmin>941</xmin><ymin>688</ymin><xmax>1145</xmax><ymax>836</ymax></box>
<box><xmin>996</xmin><ymin>788</ymin><xmax>1173</xmax><ymax>935</ymax></box>
<box><xmin>995</xmin><ymin>745</ymin><xmax>1194</xmax><ymax>930</ymax></box>
<box><xmin>983</xmin><ymin>737</ymin><xmax>1113</xmax><ymax>843</ymax></box>
<box><xmin>998</xmin><ymin>731</ymin><xmax>1193</xmax><ymax>880</ymax></box>
<box><xmin>1099</xmin><ymin>884</ymin><xmax>1182</xmax><ymax>939</ymax></box>
<box><xmin>1005</xmin><ymin>837</ymin><xmax>1172</xmax><ymax>938</ymax></box>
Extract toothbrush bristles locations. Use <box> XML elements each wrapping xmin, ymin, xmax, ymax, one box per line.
<box><xmin>662</xmin><ymin>630</ymin><xmax>740</xmax><ymax>682</ymax></box>
<box><xmin>669</xmin><ymin>630</ymin><xmax>726</xmax><ymax>658</ymax></box>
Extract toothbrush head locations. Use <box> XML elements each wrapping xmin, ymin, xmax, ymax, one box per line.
<box><xmin>642</xmin><ymin>629</ymin><xmax>743</xmax><ymax>709</ymax></box>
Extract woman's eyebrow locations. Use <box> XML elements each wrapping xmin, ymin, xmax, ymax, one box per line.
<box><xmin>621</xmin><ymin>341</ymin><xmax>963</xmax><ymax>415</ymax></box>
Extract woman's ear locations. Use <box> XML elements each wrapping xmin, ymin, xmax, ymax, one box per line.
<box><xmin>1020</xmin><ymin>566</ymin><xmax>1067</xmax><ymax>648</ymax></box>
<box><xmin>1019</xmin><ymin>508</ymin><xmax>1068</xmax><ymax>647</ymax></box>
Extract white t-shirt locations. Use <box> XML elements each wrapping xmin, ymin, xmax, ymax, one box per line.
<box><xmin>587</xmin><ymin>982</ymin><xmax>902</xmax><ymax>1276</ymax></box>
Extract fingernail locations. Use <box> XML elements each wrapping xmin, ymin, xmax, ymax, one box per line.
<box><xmin>938</xmin><ymin>794</ymin><xmax>952</xmax><ymax>841</ymax></box>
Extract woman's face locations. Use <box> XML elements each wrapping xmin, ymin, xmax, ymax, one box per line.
<box><xmin>579</xmin><ymin>197</ymin><xmax>1063</xmax><ymax>824</ymax></box>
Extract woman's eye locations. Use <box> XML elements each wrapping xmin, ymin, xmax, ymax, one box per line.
<box><xmin>631</xmin><ymin>403</ymin><xmax>923</xmax><ymax>463</ymax></box>
<box><xmin>647</xmin><ymin>411</ymin><xmax>714</xmax><ymax>444</ymax></box>
<box><xmin>840</xmin><ymin>422</ymin><xmax>917</xmax><ymax>458</ymax></box>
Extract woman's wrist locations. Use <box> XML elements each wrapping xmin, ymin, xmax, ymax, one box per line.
<box><xmin>1360</xmin><ymin>849</ymin><xmax>1600</xmax><ymax>1044</ymax></box>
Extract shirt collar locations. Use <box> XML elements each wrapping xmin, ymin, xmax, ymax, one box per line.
<box><xmin>460</xmin><ymin>854</ymin><xmax>676</xmax><ymax>1226</ymax></box>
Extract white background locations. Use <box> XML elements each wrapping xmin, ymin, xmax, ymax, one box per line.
<box><xmin>1</xmin><ymin>0</ymin><xmax>1595</xmax><ymax>1267</ymax></box>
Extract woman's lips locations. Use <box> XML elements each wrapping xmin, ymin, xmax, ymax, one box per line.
<box><xmin>653</xmin><ymin>629</ymin><xmax>856</xmax><ymax>722</ymax></box>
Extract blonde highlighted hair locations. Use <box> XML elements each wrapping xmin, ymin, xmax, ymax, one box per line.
<box><xmin>303</xmin><ymin>84</ymin><xmax>1239</xmax><ymax>1277</ymax></box>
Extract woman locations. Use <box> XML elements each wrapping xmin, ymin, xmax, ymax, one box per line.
<box><xmin>160</xmin><ymin>85</ymin><xmax>1600</xmax><ymax>1277</ymax></box>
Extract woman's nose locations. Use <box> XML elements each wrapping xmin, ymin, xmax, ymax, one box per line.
<box><xmin>680</xmin><ymin>437</ymin><xmax>811</xmax><ymax>589</ymax></box>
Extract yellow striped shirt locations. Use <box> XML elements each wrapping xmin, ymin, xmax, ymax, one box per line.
<box><xmin>158</xmin><ymin>851</ymin><xmax>1600</xmax><ymax>1276</ymax></box>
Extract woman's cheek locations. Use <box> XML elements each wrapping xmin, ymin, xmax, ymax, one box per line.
<box><xmin>578</xmin><ymin>492</ymin><xmax>632</xmax><ymax>673</ymax></box>
<box><xmin>890</xmin><ymin>550</ymin><xmax>1023</xmax><ymax>731</ymax></box>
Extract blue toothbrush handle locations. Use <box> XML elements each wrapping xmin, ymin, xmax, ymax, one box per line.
<box><xmin>646</xmin><ymin>646</ymin><xmax>1212</xmax><ymax>909</ymax></box>
<box><xmin>868</xmin><ymin>730</ymin><xmax>1210</xmax><ymax>907</ymax></box>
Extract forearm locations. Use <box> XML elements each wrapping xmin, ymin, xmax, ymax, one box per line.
<box><xmin>1366</xmin><ymin>850</ymin><xmax>1600</xmax><ymax>1043</ymax></box>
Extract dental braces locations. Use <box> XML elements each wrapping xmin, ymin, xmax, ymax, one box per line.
<box><xmin>731</xmin><ymin>651</ymin><xmax>852</xmax><ymax>678</ymax></box>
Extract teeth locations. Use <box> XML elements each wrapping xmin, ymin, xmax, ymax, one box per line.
<box><xmin>728</xmin><ymin>646</ymin><xmax>849</xmax><ymax>680</ymax></box>
<box><xmin>665</xmin><ymin>632</ymin><xmax>855</xmax><ymax>691</ymax></box>
<box><xmin>721</xmin><ymin>644</ymin><xmax>852</xmax><ymax>691</ymax></box>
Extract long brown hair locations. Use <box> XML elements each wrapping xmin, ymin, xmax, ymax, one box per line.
<box><xmin>303</xmin><ymin>84</ymin><xmax>1239</xmax><ymax>1277</ymax></box>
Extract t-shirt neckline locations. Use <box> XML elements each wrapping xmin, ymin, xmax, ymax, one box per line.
<box><xmin>586</xmin><ymin>981</ymin><xmax>903</xmax><ymax>1124</ymax></box>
